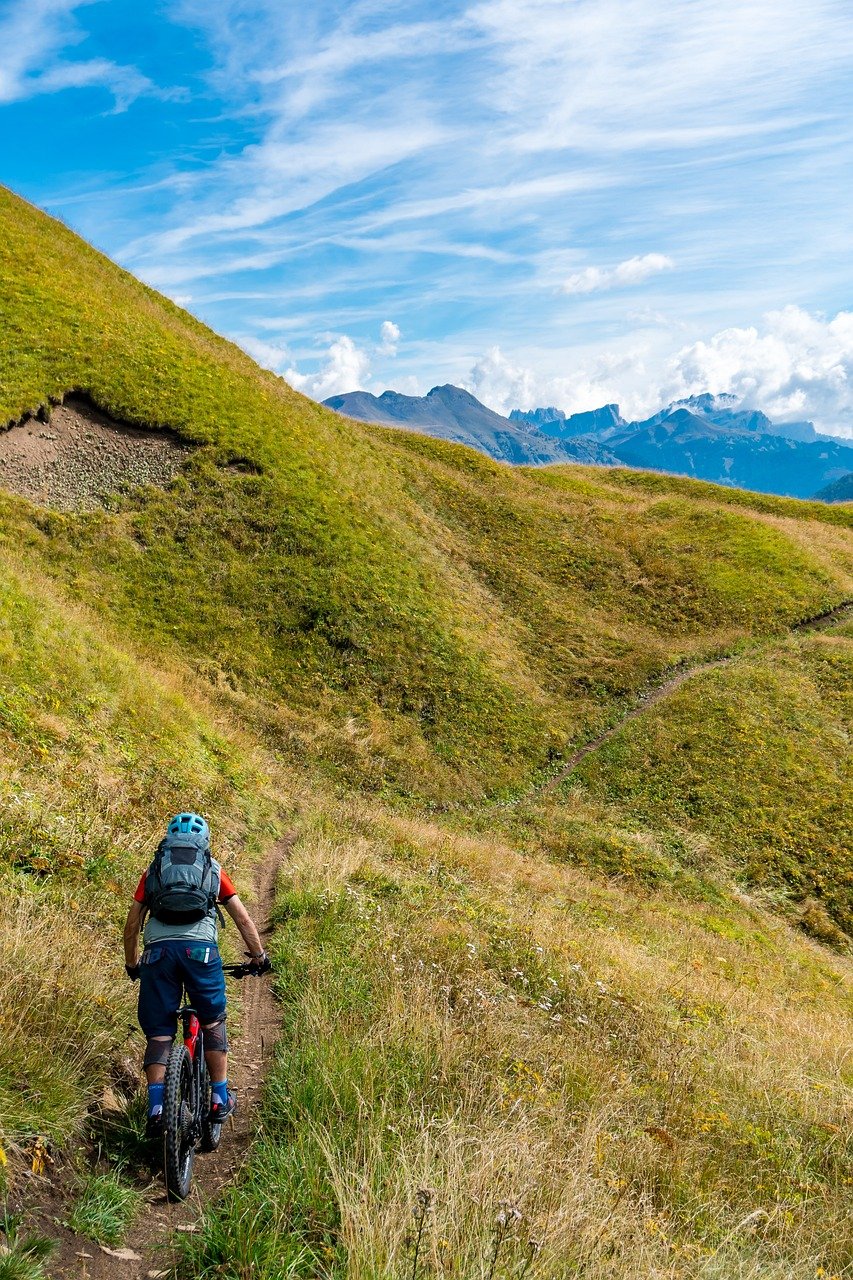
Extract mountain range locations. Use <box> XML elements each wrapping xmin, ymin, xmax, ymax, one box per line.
<box><xmin>324</xmin><ymin>385</ymin><xmax>618</xmax><ymax>467</ymax></box>
<box><xmin>326</xmin><ymin>386</ymin><xmax>853</xmax><ymax>500</ymax></box>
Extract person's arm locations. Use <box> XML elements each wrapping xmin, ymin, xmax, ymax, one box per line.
<box><xmin>124</xmin><ymin>900</ymin><xmax>144</xmax><ymax>975</ymax></box>
<box><xmin>223</xmin><ymin>895</ymin><xmax>266</xmax><ymax>961</ymax></box>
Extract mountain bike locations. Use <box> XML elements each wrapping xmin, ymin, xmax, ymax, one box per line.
<box><xmin>161</xmin><ymin>961</ymin><xmax>260</xmax><ymax>1201</ymax></box>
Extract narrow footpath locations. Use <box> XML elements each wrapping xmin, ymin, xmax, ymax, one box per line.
<box><xmin>517</xmin><ymin>600</ymin><xmax>853</xmax><ymax>806</ymax></box>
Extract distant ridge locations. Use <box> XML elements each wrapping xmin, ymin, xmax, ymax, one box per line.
<box><xmin>510</xmin><ymin>403</ymin><xmax>624</xmax><ymax>437</ymax></box>
<box><xmin>324</xmin><ymin>385</ymin><xmax>618</xmax><ymax>467</ymax></box>
<box><xmin>327</xmin><ymin>384</ymin><xmax>853</xmax><ymax>498</ymax></box>
<box><xmin>813</xmin><ymin>472</ymin><xmax>853</xmax><ymax>503</ymax></box>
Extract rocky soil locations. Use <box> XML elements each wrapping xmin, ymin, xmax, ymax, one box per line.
<box><xmin>0</xmin><ymin>397</ymin><xmax>192</xmax><ymax>512</ymax></box>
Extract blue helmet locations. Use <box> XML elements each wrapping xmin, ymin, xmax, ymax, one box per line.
<box><xmin>168</xmin><ymin>812</ymin><xmax>209</xmax><ymax>842</ymax></box>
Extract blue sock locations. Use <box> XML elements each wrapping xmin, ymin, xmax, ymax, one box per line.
<box><xmin>147</xmin><ymin>1082</ymin><xmax>165</xmax><ymax>1118</ymax></box>
<box><xmin>211</xmin><ymin>1079</ymin><xmax>229</xmax><ymax>1106</ymax></box>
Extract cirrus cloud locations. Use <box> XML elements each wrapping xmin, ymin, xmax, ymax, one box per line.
<box><xmin>562</xmin><ymin>253</ymin><xmax>674</xmax><ymax>295</ymax></box>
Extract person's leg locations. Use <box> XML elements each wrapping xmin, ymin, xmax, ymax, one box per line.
<box><xmin>201</xmin><ymin>1017</ymin><xmax>230</xmax><ymax>1111</ymax></box>
<box><xmin>138</xmin><ymin>946</ymin><xmax>180</xmax><ymax>1126</ymax></box>
<box><xmin>179</xmin><ymin>944</ymin><xmax>233</xmax><ymax>1116</ymax></box>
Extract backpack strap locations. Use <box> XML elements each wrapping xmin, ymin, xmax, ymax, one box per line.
<box><xmin>207</xmin><ymin>851</ymin><xmax>226</xmax><ymax>927</ymax></box>
<box><xmin>142</xmin><ymin>841</ymin><xmax>166</xmax><ymax>910</ymax></box>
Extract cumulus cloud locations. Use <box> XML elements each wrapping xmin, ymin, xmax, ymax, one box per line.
<box><xmin>379</xmin><ymin>320</ymin><xmax>401</xmax><ymax>354</ymax></box>
<box><xmin>465</xmin><ymin>347</ymin><xmax>539</xmax><ymax>411</ymax></box>
<box><xmin>464</xmin><ymin>345</ymin><xmax>647</xmax><ymax>418</ymax></box>
<box><xmin>562</xmin><ymin>254</ymin><xmax>674</xmax><ymax>296</ymax></box>
<box><xmin>237</xmin><ymin>334</ymin><xmax>291</xmax><ymax>374</ymax></box>
<box><xmin>464</xmin><ymin>308</ymin><xmax>853</xmax><ymax>438</ymax></box>
<box><xmin>663</xmin><ymin>306</ymin><xmax>853</xmax><ymax>435</ymax></box>
<box><xmin>285</xmin><ymin>335</ymin><xmax>371</xmax><ymax>400</ymax></box>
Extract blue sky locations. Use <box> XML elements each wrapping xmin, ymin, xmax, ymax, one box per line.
<box><xmin>2</xmin><ymin>0</ymin><xmax>853</xmax><ymax>433</ymax></box>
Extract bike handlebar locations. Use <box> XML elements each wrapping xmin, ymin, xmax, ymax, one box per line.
<box><xmin>223</xmin><ymin>961</ymin><xmax>269</xmax><ymax>979</ymax></box>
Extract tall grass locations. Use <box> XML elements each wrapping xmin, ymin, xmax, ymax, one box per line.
<box><xmin>182</xmin><ymin>797</ymin><xmax>853</xmax><ymax>1279</ymax></box>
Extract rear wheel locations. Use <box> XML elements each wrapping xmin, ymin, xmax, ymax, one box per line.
<box><xmin>163</xmin><ymin>1044</ymin><xmax>195</xmax><ymax>1201</ymax></box>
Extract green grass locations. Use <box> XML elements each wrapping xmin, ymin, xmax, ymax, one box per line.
<box><xmin>0</xmin><ymin>1213</ymin><xmax>53</xmax><ymax>1280</ymax></box>
<box><xmin>67</xmin><ymin>1172</ymin><xmax>142</xmax><ymax>1247</ymax></box>
<box><xmin>567</xmin><ymin>629</ymin><xmax>852</xmax><ymax>931</ymax></box>
<box><xmin>180</xmin><ymin>806</ymin><xmax>853</xmax><ymax>1279</ymax></box>
<box><xmin>0</xmin><ymin>553</ymin><xmax>285</xmax><ymax>1149</ymax></box>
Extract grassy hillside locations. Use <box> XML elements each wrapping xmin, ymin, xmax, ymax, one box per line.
<box><xmin>0</xmin><ymin>185</ymin><xmax>851</xmax><ymax>1278</ymax></box>
<box><xmin>1</xmin><ymin>185</ymin><xmax>852</xmax><ymax>808</ymax></box>
<box><xmin>181</xmin><ymin>798</ymin><xmax>853</xmax><ymax>1280</ymax></box>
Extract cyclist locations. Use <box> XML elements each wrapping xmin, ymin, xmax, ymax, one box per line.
<box><xmin>122</xmin><ymin>812</ymin><xmax>271</xmax><ymax>1140</ymax></box>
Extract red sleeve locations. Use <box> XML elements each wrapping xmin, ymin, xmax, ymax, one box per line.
<box><xmin>133</xmin><ymin>873</ymin><xmax>147</xmax><ymax>903</ymax></box>
<box><xmin>218</xmin><ymin>869</ymin><xmax>237</xmax><ymax>902</ymax></box>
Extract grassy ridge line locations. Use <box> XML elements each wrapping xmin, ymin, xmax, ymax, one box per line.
<box><xmin>181</xmin><ymin>798</ymin><xmax>853</xmax><ymax>1280</ymax></box>
<box><xmin>0</xmin><ymin>550</ymin><xmax>285</xmax><ymax>1151</ymax></box>
<box><xmin>2</xmin><ymin>184</ymin><xmax>852</xmax><ymax>803</ymax></box>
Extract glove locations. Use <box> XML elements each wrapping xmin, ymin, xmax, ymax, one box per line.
<box><xmin>125</xmin><ymin>964</ymin><xmax>141</xmax><ymax>981</ymax></box>
<box><xmin>246</xmin><ymin>952</ymin><xmax>272</xmax><ymax>976</ymax></box>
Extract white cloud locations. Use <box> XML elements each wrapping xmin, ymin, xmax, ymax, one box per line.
<box><xmin>285</xmin><ymin>335</ymin><xmax>371</xmax><ymax>400</ymax></box>
<box><xmin>663</xmin><ymin>305</ymin><xmax>853</xmax><ymax>434</ymax></box>
<box><xmin>464</xmin><ymin>344</ymin><xmax>648</xmax><ymax>417</ymax></box>
<box><xmin>563</xmin><ymin>254</ymin><xmax>674</xmax><ymax>295</ymax></box>
<box><xmin>467</xmin><ymin>0</ymin><xmax>853</xmax><ymax>155</ymax></box>
<box><xmin>465</xmin><ymin>347</ymin><xmax>539</xmax><ymax>411</ymax></box>
<box><xmin>379</xmin><ymin>320</ymin><xmax>401</xmax><ymax>355</ymax></box>
<box><xmin>236</xmin><ymin>334</ymin><xmax>291</xmax><ymax>374</ymax></box>
<box><xmin>463</xmin><ymin>307</ymin><xmax>853</xmax><ymax>437</ymax></box>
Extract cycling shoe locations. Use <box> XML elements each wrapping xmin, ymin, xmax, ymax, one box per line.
<box><xmin>209</xmin><ymin>1091</ymin><xmax>236</xmax><ymax>1124</ymax></box>
<box><xmin>145</xmin><ymin>1112</ymin><xmax>164</xmax><ymax>1142</ymax></box>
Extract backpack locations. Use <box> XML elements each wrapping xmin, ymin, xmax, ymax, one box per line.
<box><xmin>143</xmin><ymin>830</ymin><xmax>219</xmax><ymax>925</ymax></box>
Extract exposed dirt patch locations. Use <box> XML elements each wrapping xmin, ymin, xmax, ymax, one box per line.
<box><xmin>28</xmin><ymin>835</ymin><xmax>292</xmax><ymax>1280</ymax></box>
<box><xmin>0</xmin><ymin>396</ymin><xmax>193</xmax><ymax>512</ymax></box>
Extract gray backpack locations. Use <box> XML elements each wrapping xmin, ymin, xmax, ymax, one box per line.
<box><xmin>143</xmin><ymin>832</ymin><xmax>219</xmax><ymax>925</ymax></box>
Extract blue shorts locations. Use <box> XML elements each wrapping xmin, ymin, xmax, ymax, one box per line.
<box><xmin>137</xmin><ymin>939</ymin><xmax>226</xmax><ymax>1038</ymax></box>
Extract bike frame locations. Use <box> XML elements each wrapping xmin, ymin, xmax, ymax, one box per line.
<box><xmin>181</xmin><ymin>1006</ymin><xmax>202</xmax><ymax>1060</ymax></box>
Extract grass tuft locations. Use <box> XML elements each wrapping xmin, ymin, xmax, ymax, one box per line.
<box><xmin>0</xmin><ymin>1212</ymin><xmax>53</xmax><ymax>1280</ymax></box>
<box><xmin>66</xmin><ymin>1172</ymin><xmax>142</xmax><ymax>1247</ymax></box>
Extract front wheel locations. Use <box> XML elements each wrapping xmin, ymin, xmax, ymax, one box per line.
<box><xmin>163</xmin><ymin>1044</ymin><xmax>196</xmax><ymax>1201</ymax></box>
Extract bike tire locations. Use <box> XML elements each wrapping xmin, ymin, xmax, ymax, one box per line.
<box><xmin>163</xmin><ymin>1043</ymin><xmax>195</xmax><ymax>1201</ymax></box>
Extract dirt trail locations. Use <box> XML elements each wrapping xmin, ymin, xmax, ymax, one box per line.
<box><xmin>528</xmin><ymin>599</ymin><xmax>853</xmax><ymax>802</ymax></box>
<box><xmin>44</xmin><ymin>835</ymin><xmax>292</xmax><ymax>1280</ymax></box>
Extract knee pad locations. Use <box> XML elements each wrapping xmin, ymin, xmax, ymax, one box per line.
<box><xmin>203</xmin><ymin>1019</ymin><xmax>228</xmax><ymax>1054</ymax></box>
<box><xmin>143</xmin><ymin>1038</ymin><xmax>173</xmax><ymax>1069</ymax></box>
